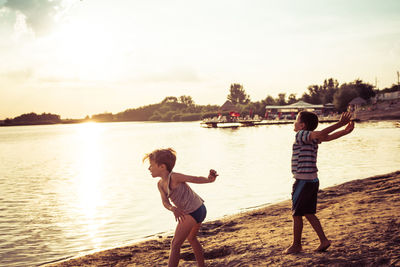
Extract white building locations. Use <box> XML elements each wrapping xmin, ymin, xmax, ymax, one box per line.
<box><xmin>375</xmin><ymin>91</ymin><xmax>400</xmax><ymax>101</ymax></box>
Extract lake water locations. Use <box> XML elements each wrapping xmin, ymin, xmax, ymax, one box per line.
<box><xmin>0</xmin><ymin>121</ymin><xmax>399</xmax><ymax>266</ymax></box>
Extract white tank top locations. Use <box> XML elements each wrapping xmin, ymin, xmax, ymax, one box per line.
<box><xmin>167</xmin><ymin>172</ymin><xmax>204</xmax><ymax>213</ymax></box>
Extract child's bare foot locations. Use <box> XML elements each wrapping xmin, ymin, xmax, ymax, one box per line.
<box><xmin>285</xmin><ymin>244</ymin><xmax>302</xmax><ymax>254</ymax></box>
<box><xmin>316</xmin><ymin>240</ymin><xmax>331</xmax><ymax>252</ymax></box>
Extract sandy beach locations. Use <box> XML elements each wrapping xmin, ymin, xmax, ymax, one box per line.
<box><xmin>48</xmin><ymin>171</ymin><xmax>400</xmax><ymax>266</ymax></box>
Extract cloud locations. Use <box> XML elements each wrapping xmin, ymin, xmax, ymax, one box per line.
<box><xmin>1</xmin><ymin>0</ymin><xmax>72</xmax><ymax>36</ymax></box>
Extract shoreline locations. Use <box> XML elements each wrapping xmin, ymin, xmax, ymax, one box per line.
<box><xmin>1</xmin><ymin>117</ymin><xmax>399</xmax><ymax>129</ymax></box>
<box><xmin>3</xmin><ymin>104</ymin><xmax>400</xmax><ymax>127</ymax></box>
<box><xmin>48</xmin><ymin>170</ymin><xmax>400</xmax><ymax>266</ymax></box>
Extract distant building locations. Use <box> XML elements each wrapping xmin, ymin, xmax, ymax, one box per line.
<box><xmin>219</xmin><ymin>100</ymin><xmax>239</xmax><ymax>113</ymax></box>
<box><xmin>219</xmin><ymin>100</ymin><xmax>240</xmax><ymax>119</ymax></box>
<box><xmin>264</xmin><ymin>101</ymin><xmax>335</xmax><ymax>119</ymax></box>
<box><xmin>348</xmin><ymin>97</ymin><xmax>367</xmax><ymax>112</ymax></box>
<box><xmin>375</xmin><ymin>91</ymin><xmax>400</xmax><ymax>101</ymax></box>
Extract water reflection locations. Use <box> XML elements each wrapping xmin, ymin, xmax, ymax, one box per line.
<box><xmin>73</xmin><ymin>123</ymin><xmax>107</xmax><ymax>250</ymax></box>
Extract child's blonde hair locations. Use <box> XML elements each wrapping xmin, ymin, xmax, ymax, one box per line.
<box><xmin>143</xmin><ymin>148</ymin><xmax>177</xmax><ymax>172</ymax></box>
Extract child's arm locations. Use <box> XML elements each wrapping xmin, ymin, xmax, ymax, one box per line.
<box><xmin>310</xmin><ymin>112</ymin><xmax>352</xmax><ymax>142</ymax></box>
<box><xmin>323</xmin><ymin>121</ymin><xmax>354</xmax><ymax>141</ymax></box>
<box><xmin>157</xmin><ymin>181</ymin><xmax>186</xmax><ymax>222</ymax></box>
<box><xmin>172</xmin><ymin>169</ymin><xmax>218</xmax><ymax>184</ymax></box>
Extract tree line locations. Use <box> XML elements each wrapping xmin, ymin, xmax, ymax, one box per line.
<box><xmin>227</xmin><ymin>78</ymin><xmax>378</xmax><ymax>117</ymax></box>
<box><xmin>1</xmin><ymin>78</ymin><xmax>398</xmax><ymax>125</ymax></box>
<box><xmin>92</xmin><ymin>78</ymin><xmax>386</xmax><ymax>122</ymax></box>
<box><xmin>1</xmin><ymin>112</ymin><xmax>61</xmax><ymax>126</ymax></box>
<box><xmin>92</xmin><ymin>96</ymin><xmax>220</xmax><ymax>122</ymax></box>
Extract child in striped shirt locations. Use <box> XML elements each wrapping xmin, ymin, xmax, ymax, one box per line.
<box><xmin>286</xmin><ymin>111</ymin><xmax>354</xmax><ymax>254</ymax></box>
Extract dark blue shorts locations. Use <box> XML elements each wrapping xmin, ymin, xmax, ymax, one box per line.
<box><xmin>189</xmin><ymin>204</ymin><xmax>207</xmax><ymax>223</ymax></box>
<box><xmin>292</xmin><ymin>178</ymin><xmax>319</xmax><ymax>216</ymax></box>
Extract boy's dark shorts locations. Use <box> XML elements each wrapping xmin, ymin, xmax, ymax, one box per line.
<box><xmin>291</xmin><ymin>178</ymin><xmax>319</xmax><ymax>216</ymax></box>
<box><xmin>189</xmin><ymin>204</ymin><xmax>207</xmax><ymax>223</ymax></box>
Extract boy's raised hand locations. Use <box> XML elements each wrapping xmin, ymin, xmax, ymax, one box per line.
<box><xmin>338</xmin><ymin>112</ymin><xmax>352</xmax><ymax>126</ymax></box>
<box><xmin>208</xmin><ymin>169</ymin><xmax>218</xmax><ymax>182</ymax></box>
<box><xmin>344</xmin><ymin>121</ymin><xmax>355</xmax><ymax>134</ymax></box>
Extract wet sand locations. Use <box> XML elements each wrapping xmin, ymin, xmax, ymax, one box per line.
<box><xmin>48</xmin><ymin>171</ymin><xmax>400</xmax><ymax>266</ymax></box>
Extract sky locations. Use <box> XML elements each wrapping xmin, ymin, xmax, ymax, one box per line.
<box><xmin>0</xmin><ymin>0</ymin><xmax>399</xmax><ymax>119</ymax></box>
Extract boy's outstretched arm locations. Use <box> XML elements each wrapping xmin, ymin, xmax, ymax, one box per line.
<box><xmin>172</xmin><ymin>169</ymin><xmax>218</xmax><ymax>184</ymax></box>
<box><xmin>310</xmin><ymin>112</ymin><xmax>352</xmax><ymax>141</ymax></box>
<box><xmin>323</xmin><ymin>121</ymin><xmax>355</xmax><ymax>142</ymax></box>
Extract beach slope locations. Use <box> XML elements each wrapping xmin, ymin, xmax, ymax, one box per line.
<box><xmin>49</xmin><ymin>171</ymin><xmax>400</xmax><ymax>266</ymax></box>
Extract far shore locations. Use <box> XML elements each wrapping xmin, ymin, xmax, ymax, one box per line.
<box><xmin>47</xmin><ymin>170</ymin><xmax>400</xmax><ymax>266</ymax></box>
<box><xmin>2</xmin><ymin>99</ymin><xmax>400</xmax><ymax>127</ymax></box>
<box><xmin>2</xmin><ymin>110</ymin><xmax>400</xmax><ymax>127</ymax></box>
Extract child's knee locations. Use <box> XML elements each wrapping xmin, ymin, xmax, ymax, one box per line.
<box><xmin>171</xmin><ymin>237</ymin><xmax>184</xmax><ymax>249</ymax></box>
<box><xmin>293</xmin><ymin>215</ymin><xmax>303</xmax><ymax>221</ymax></box>
<box><xmin>187</xmin><ymin>235</ymin><xmax>198</xmax><ymax>244</ymax></box>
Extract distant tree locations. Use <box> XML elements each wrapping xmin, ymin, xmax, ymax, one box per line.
<box><xmin>250</xmin><ymin>101</ymin><xmax>265</xmax><ymax>116</ymax></box>
<box><xmin>238</xmin><ymin>101</ymin><xmax>264</xmax><ymax>116</ymax></box>
<box><xmin>162</xmin><ymin>96</ymin><xmax>178</xmax><ymax>103</ymax></box>
<box><xmin>380</xmin><ymin>84</ymin><xmax>400</xmax><ymax>93</ymax></box>
<box><xmin>352</xmin><ymin>79</ymin><xmax>375</xmax><ymax>100</ymax></box>
<box><xmin>162</xmin><ymin>110</ymin><xmax>176</xmax><ymax>121</ymax></box>
<box><xmin>333</xmin><ymin>85</ymin><xmax>357</xmax><ymax>112</ymax></box>
<box><xmin>302</xmin><ymin>85</ymin><xmax>323</xmax><ymax>104</ymax></box>
<box><xmin>116</xmin><ymin>104</ymin><xmax>159</xmax><ymax>121</ymax></box>
<box><xmin>179</xmin><ymin>95</ymin><xmax>194</xmax><ymax>106</ymax></box>
<box><xmin>287</xmin><ymin>93</ymin><xmax>297</xmax><ymax>104</ymax></box>
<box><xmin>171</xmin><ymin>113</ymin><xmax>182</xmax><ymax>121</ymax></box>
<box><xmin>302</xmin><ymin>78</ymin><xmax>339</xmax><ymax>104</ymax></box>
<box><xmin>227</xmin><ymin>83</ymin><xmax>250</xmax><ymax>105</ymax></box>
<box><xmin>92</xmin><ymin>112</ymin><xmax>114</xmax><ymax>122</ymax></box>
<box><xmin>322</xmin><ymin>78</ymin><xmax>339</xmax><ymax>104</ymax></box>
<box><xmin>10</xmin><ymin>112</ymin><xmax>61</xmax><ymax>124</ymax></box>
<box><xmin>263</xmin><ymin>95</ymin><xmax>276</xmax><ymax>105</ymax></box>
<box><xmin>149</xmin><ymin>111</ymin><xmax>162</xmax><ymax>121</ymax></box>
<box><xmin>277</xmin><ymin>93</ymin><xmax>286</xmax><ymax>105</ymax></box>
<box><xmin>333</xmin><ymin>79</ymin><xmax>374</xmax><ymax>112</ymax></box>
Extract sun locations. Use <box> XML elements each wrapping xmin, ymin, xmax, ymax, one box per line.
<box><xmin>50</xmin><ymin>19</ymin><xmax>118</xmax><ymax>81</ymax></box>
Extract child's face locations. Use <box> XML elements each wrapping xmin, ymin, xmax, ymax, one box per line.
<box><xmin>293</xmin><ymin>113</ymin><xmax>305</xmax><ymax>132</ymax></box>
<box><xmin>148</xmin><ymin>159</ymin><xmax>163</xmax><ymax>178</ymax></box>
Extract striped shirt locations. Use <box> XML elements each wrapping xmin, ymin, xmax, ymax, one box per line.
<box><xmin>291</xmin><ymin>130</ymin><xmax>319</xmax><ymax>179</ymax></box>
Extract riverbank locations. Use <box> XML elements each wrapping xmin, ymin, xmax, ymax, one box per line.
<box><xmin>3</xmin><ymin>99</ymin><xmax>400</xmax><ymax>127</ymax></box>
<box><xmin>355</xmin><ymin>100</ymin><xmax>400</xmax><ymax>121</ymax></box>
<box><xmin>48</xmin><ymin>171</ymin><xmax>400</xmax><ymax>266</ymax></box>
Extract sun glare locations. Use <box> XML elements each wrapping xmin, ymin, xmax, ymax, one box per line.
<box><xmin>51</xmin><ymin>20</ymin><xmax>118</xmax><ymax>81</ymax></box>
<box><xmin>73</xmin><ymin>122</ymin><xmax>107</xmax><ymax>248</ymax></box>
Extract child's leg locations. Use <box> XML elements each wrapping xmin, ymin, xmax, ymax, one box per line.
<box><xmin>286</xmin><ymin>215</ymin><xmax>303</xmax><ymax>254</ymax></box>
<box><xmin>169</xmin><ymin>215</ymin><xmax>197</xmax><ymax>267</ymax></box>
<box><xmin>187</xmin><ymin>223</ymin><xmax>205</xmax><ymax>267</ymax></box>
<box><xmin>304</xmin><ymin>214</ymin><xmax>331</xmax><ymax>251</ymax></box>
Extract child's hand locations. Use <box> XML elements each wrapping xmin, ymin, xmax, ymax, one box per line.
<box><xmin>208</xmin><ymin>169</ymin><xmax>218</xmax><ymax>183</ymax></box>
<box><xmin>344</xmin><ymin>121</ymin><xmax>355</xmax><ymax>134</ymax></box>
<box><xmin>171</xmin><ymin>206</ymin><xmax>186</xmax><ymax>223</ymax></box>
<box><xmin>338</xmin><ymin>112</ymin><xmax>352</xmax><ymax>126</ymax></box>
